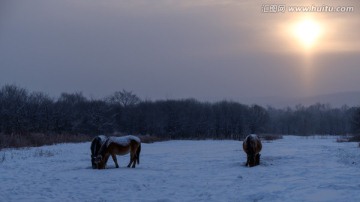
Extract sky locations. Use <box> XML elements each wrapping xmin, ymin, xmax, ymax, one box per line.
<box><xmin>0</xmin><ymin>0</ymin><xmax>359</xmax><ymax>105</ymax></box>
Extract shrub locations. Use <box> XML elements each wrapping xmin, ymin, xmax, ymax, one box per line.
<box><xmin>336</xmin><ymin>137</ymin><xmax>350</xmax><ymax>143</ymax></box>
<box><xmin>33</xmin><ymin>149</ymin><xmax>55</xmax><ymax>157</ymax></box>
<box><xmin>349</xmin><ymin>135</ymin><xmax>360</xmax><ymax>142</ymax></box>
<box><xmin>138</xmin><ymin>135</ymin><xmax>168</xmax><ymax>143</ymax></box>
<box><xmin>0</xmin><ymin>152</ymin><xmax>5</xmax><ymax>163</ymax></box>
<box><xmin>259</xmin><ymin>134</ymin><xmax>283</xmax><ymax>141</ymax></box>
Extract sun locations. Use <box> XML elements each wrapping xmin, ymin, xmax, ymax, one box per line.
<box><xmin>293</xmin><ymin>19</ymin><xmax>322</xmax><ymax>48</ymax></box>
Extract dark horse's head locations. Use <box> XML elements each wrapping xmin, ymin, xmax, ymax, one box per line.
<box><xmin>91</xmin><ymin>155</ymin><xmax>96</xmax><ymax>169</ymax></box>
<box><xmin>93</xmin><ymin>138</ymin><xmax>111</xmax><ymax>169</ymax></box>
<box><xmin>90</xmin><ymin>135</ymin><xmax>107</xmax><ymax>169</ymax></box>
<box><xmin>94</xmin><ymin>154</ymin><xmax>106</xmax><ymax>169</ymax></box>
<box><xmin>243</xmin><ymin>134</ymin><xmax>262</xmax><ymax>167</ymax></box>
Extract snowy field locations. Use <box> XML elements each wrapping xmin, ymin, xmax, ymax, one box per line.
<box><xmin>1</xmin><ymin>136</ymin><xmax>360</xmax><ymax>202</ymax></box>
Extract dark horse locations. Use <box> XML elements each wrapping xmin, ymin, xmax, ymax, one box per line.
<box><xmin>95</xmin><ymin>135</ymin><xmax>141</xmax><ymax>169</ymax></box>
<box><xmin>243</xmin><ymin>134</ymin><xmax>262</xmax><ymax>167</ymax></box>
<box><xmin>90</xmin><ymin>135</ymin><xmax>107</xmax><ymax>169</ymax></box>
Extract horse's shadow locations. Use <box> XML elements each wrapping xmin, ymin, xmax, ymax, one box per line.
<box><xmin>231</xmin><ymin>155</ymin><xmax>275</xmax><ymax>168</ymax></box>
<box><xmin>87</xmin><ymin>165</ymin><xmax>146</xmax><ymax>170</ymax></box>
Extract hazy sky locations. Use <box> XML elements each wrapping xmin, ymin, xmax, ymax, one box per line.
<box><xmin>0</xmin><ymin>0</ymin><xmax>359</xmax><ymax>103</ymax></box>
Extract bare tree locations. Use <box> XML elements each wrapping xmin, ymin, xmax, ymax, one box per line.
<box><xmin>248</xmin><ymin>105</ymin><xmax>269</xmax><ymax>134</ymax></box>
<box><xmin>107</xmin><ymin>90</ymin><xmax>140</xmax><ymax>107</ymax></box>
<box><xmin>0</xmin><ymin>85</ymin><xmax>29</xmax><ymax>134</ymax></box>
<box><xmin>352</xmin><ymin>107</ymin><xmax>360</xmax><ymax>135</ymax></box>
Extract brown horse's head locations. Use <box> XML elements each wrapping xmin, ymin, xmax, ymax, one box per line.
<box><xmin>243</xmin><ymin>134</ymin><xmax>262</xmax><ymax>167</ymax></box>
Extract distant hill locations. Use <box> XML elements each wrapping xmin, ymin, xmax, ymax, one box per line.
<box><xmin>292</xmin><ymin>92</ymin><xmax>360</xmax><ymax>108</ymax></box>
<box><xmin>243</xmin><ymin>91</ymin><xmax>360</xmax><ymax>108</ymax></box>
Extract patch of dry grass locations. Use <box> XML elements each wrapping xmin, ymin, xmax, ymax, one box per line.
<box><xmin>138</xmin><ymin>135</ymin><xmax>168</xmax><ymax>143</ymax></box>
<box><xmin>0</xmin><ymin>133</ymin><xmax>93</xmax><ymax>150</ymax></box>
<box><xmin>259</xmin><ymin>134</ymin><xmax>283</xmax><ymax>141</ymax></box>
<box><xmin>111</xmin><ymin>133</ymin><xmax>168</xmax><ymax>144</ymax></box>
<box><xmin>336</xmin><ymin>137</ymin><xmax>350</xmax><ymax>143</ymax></box>
<box><xmin>33</xmin><ymin>149</ymin><xmax>55</xmax><ymax>157</ymax></box>
<box><xmin>336</xmin><ymin>135</ymin><xmax>360</xmax><ymax>143</ymax></box>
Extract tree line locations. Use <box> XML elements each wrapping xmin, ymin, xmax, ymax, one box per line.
<box><xmin>0</xmin><ymin>84</ymin><xmax>359</xmax><ymax>139</ymax></box>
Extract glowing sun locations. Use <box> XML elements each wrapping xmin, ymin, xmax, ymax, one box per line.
<box><xmin>293</xmin><ymin>19</ymin><xmax>322</xmax><ymax>48</ymax></box>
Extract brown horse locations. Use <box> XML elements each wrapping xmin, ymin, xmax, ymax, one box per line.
<box><xmin>94</xmin><ymin>135</ymin><xmax>141</xmax><ymax>169</ymax></box>
<box><xmin>243</xmin><ymin>134</ymin><xmax>262</xmax><ymax>167</ymax></box>
<box><xmin>90</xmin><ymin>135</ymin><xmax>107</xmax><ymax>169</ymax></box>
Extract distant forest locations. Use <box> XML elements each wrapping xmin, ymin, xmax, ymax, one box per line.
<box><xmin>0</xmin><ymin>84</ymin><xmax>360</xmax><ymax>140</ymax></box>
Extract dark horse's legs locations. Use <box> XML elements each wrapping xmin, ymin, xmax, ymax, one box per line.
<box><xmin>111</xmin><ymin>154</ymin><xmax>119</xmax><ymax>168</ymax></box>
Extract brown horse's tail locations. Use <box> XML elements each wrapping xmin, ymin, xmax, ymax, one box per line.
<box><xmin>136</xmin><ymin>144</ymin><xmax>141</xmax><ymax>164</ymax></box>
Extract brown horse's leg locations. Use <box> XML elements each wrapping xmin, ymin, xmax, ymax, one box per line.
<box><xmin>128</xmin><ymin>147</ymin><xmax>137</xmax><ymax>168</ymax></box>
<box><xmin>99</xmin><ymin>154</ymin><xmax>111</xmax><ymax>169</ymax></box>
<box><xmin>245</xmin><ymin>155</ymin><xmax>250</xmax><ymax>167</ymax></box>
<box><xmin>127</xmin><ymin>151</ymin><xmax>137</xmax><ymax>168</ymax></box>
<box><xmin>127</xmin><ymin>154</ymin><xmax>134</xmax><ymax>168</ymax></box>
<box><xmin>131</xmin><ymin>152</ymin><xmax>136</xmax><ymax>168</ymax></box>
<box><xmin>127</xmin><ymin>159</ymin><xmax>135</xmax><ymax>168</ymax></box>
<box><xmin>256</xmin><ymin>154</ymin><xmax>261</xmax><ymax>166</ymax></box>
<box><xmin>111</xmin><ymin>154</ymin><xmax>119</xmax><ymax>168</ymax></box>
<box><xmin>131</xmin><ymin>155</ymin><xmax>136</xmax><ymax>168</ymax></box>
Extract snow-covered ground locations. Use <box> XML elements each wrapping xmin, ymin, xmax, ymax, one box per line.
<box><xmin>1</xmin><ymin>136</ymin><xmax>359</xmax><ymax>202</ymax></box>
